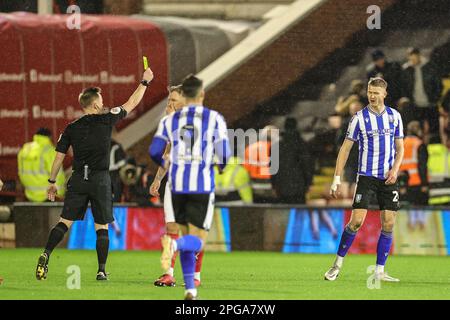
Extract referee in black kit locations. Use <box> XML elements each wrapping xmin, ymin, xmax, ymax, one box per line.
<box><xmin>35</xmin><ymin>67</ymin><xmax>154</xmax><ymax>281</ymax></box>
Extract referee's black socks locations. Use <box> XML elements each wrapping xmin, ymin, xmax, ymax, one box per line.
<box><xmin>44</xmin><ymin>222</ymin><xmax>69</xmax><ymax>259</ymax></box>
<box><xmin>96</xmin><ymin>229</ymin><xmax>109</xmax><ymax>273</ymax></box>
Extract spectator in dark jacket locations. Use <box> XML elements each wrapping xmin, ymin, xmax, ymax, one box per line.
<box><xmin>334</xmin><ymin>79</ymin><xmax>367</xmax><ymax>118</ymax></box>
<box><xmin>109</xmin><ymin>128</ymin><xmax>127</xmax><ymax>202</ymax></box>
<box><xmin>440</xmin><ymin>90</ymin><xmax>450</xmax><ymax>145</ymax></box>
<box><xmin>430</xmin><ymin>38</ymin><xmax>450</xmax><ymax>79</ymax></box>
<box><xmin>367</xmin><ymin>49</ymin><xmax>403</xmax><ymax>107</ymax></box>
<box><xmin>396</xmin><ymin>97</ymin><xmax>416</xmax><ymax>130</ymax></box>
<box><xmin>401</xmin><ymin>47</ymin><xmax>443</xmax><ymax>136</ymax></box>
<box><xmin>272</xmin><ymin>118</ymin><xmax>313</xmax><ymax>204</ymax></box>
<box><xmin>120</xmin><ymin>161</ymin><xmax>154</xmax><ymax>206</ymax></box>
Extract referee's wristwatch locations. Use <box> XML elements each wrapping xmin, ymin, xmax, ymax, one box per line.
<box><xmin>141</xmin><ymin>79</ymin><xmax>151</xmax><ymax>87</ymax></box>
<box><xmin>48</xmin><ymin>179</ymin><xmax>56</xmax><ymax>184</ymax></box>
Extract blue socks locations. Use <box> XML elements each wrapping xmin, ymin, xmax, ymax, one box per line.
<box><xmin>376</xmin><ymin>230</ymin><xmax>393</xmax><ymax>266</ymax></box>
<box><xmin>176</xmin><ymin>235</ymin><xmax>202</xmax><ymax>252</ymax></box>
<box><xmin>180</xmin><ymin>251</ymin><xmax>196</xmax><ymax>290</ymax></box>
<box><xmin>334</xmin><ymin>223</ymin><xmax>394</xmax><ymax>271</ymax></box>
<box><xmin>176</xmin><ymin>235</ymin><xmax>202</xmax><ymax>290</ymax></box>
<box><xmin>336</xmin><ymin>225</ymin><xmax>357</xmax><ymax>258</ymax></box>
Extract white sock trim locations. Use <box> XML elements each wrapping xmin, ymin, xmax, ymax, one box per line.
<box><xmin>375</xmin><ymin>264</ymin><xmax>385</xmax><ymax>274</ymax></box>
<box><xmin>335</xmin><ymin>255</ymin><xmax>344</xmax><ymax>268</ymax></box>
<box><xmin>172</xmin><ymin>240</ymin><xmax>178</xmax><ymax>252</ymax></box>
<box><xmin>185</xmin><ymin>289</ymin><xmax>197</xmax><ymax>297</ymax></box>
<box><xmin>194</xmin><ymin>272</ymin><xmax>201</xmax><ymax>281</ymax></box>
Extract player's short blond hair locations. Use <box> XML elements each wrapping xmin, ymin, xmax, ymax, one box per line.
<box><xmin>168</xmin><ymin>85</ymin><xmax>182</xmax><ymax>94</ymax></box>
<box><xmin>368</xmin><ymin>77</ymin><xmax>388</xmax><ymax>89</ymax></box>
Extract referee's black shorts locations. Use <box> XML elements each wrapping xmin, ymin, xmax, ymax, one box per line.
<box><xmin>352</xmin><ymin>175</ymin><xmax>401</xmax><ymax>211</ymax></box>
<box><xmin>61</xmin><ymin>171</ymin><xmax>113</xmax><ymax>225</ymax></box>
<box><xmin>165</xmin><ymin>190</ymin><xmax>215</xmax><ymax>231</ymax></box>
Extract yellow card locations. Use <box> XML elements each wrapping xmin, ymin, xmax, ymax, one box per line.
<box><xmin>143</xmin><ymin>56</ymin><xmax>149</xmax><ymax>70</ymax></box>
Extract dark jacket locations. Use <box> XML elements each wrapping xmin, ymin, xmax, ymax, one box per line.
<box><xmin>417</xmin><ymin>143</ymin><xmax>428</xmax><ymax>187</ymax></box>
<box><xmin>109</xmin><ymin>140</ymin><xmax>127</xmax><ymax>202</ymax></box>
<box><xmin>430</xmin><ymin>41</ymin><xmax>450</xmax><ymax>79</ymax></box>
<box><xmin>367</xmin><ymin>61</ymin><xmax>403</xmax><ymax>106</ymax></box>
<box><xmin>272</xmin><ymin>130</ymin><xmax>314</xmax><ymax>203</ymax></box>
<box><xmin>401</xmin><ymin>61</ymin><xmax>442</xmax><ymax>105</ymax></box>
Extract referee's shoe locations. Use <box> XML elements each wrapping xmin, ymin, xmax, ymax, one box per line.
<box><xmin>96</xmin><ymin>271</ymin><xmax>108</xmax><ymax>281</ymax></box>
<box><xmin>36</xmin><ymin>253</ymin><xmax>49</xmax><ymax>280</ymax></box>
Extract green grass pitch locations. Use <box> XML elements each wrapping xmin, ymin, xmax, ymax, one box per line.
<box><xmin>1</xmin><ymin>249</ymin><xmax>450</xmax><ymax>300</ymax></box>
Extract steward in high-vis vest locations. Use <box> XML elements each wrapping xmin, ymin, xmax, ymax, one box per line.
<box><xmin>243</xmin><ymin>125</ymin><xmax>277</xmax><ymax>203</ymax></box>
<box><xmin>427</xmin><ymin>135</ymin><xmax>450</xmax><ymax>205</ymax></box>
<box><xmin>18</xmin><ymin>128</ymin><xmax>65</xmax><ymax>202</ymax></box>
<box><xmin>214</xmin><ymin>156</ymin><xmax>253</xmax><ymax>204</ymax></box>
<box><xmin>399</xmin><ymin>121</ymin><xmax>428</xmax><ymax>205</ymax></box>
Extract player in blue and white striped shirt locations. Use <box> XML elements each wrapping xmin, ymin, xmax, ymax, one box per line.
<box><xmin>325</xmin><ymin>77</ymin><xmax>405</xmax><ymax>283</ymax></box>
<box><xmin>149</xmin><ymin>75</ymin><xmax>230</xmax><ymax>300</ymax></box>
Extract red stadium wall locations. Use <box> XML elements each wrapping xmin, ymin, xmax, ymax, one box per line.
<box><xmin>0</xmin><ymin>13</ymin><xmax>168</xmax><ymax>181</ymax></box>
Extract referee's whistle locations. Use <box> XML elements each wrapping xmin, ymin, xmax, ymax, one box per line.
<box><xmin>84</xmin><ymin>164</ymin><xmax>89</xmax><ymax>181</ymax></box>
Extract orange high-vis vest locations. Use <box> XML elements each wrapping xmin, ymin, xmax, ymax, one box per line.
<box><xmin>244</xmin><ymin>141</ymin><xmax>271</xmax><ymax>179</ymax></box>
<box><xmin>400</xmin><ymin>135</ymin><xmax>423</xmax><ymax>186</ymax></box>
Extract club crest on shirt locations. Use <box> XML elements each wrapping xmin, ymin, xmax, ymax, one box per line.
<box><xmin>388</xmin><ymin>115</ymin><xmax>394</xmax><ymax>123</ymax></box>
<box><xmin>355</xmin><ymin>194</ymin><xmax>362</xmax><ymax>203</ymax></box>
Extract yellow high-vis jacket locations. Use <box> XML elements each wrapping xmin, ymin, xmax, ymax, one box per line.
<box><xmin>18</xmin><ymin>135</ymin><xmax>65</xmax><ymax>202</ymax></box>
<box><xmin>215</xmin><ymin>157</ymin><xmax>253</xmax><ymax>204</ymax></box>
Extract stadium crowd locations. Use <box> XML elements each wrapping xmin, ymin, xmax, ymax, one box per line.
<box><xmin>8</xmin><ymin>44</ymin><xmax>450</xmax><ymax>207</ymax></box>
<box><xmin>328</xmin><ymin>46</ymin><xmax>450</xmax><ymax>207</ymax></box>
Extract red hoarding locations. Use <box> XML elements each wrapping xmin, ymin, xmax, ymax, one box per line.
<box><xmin>0</xmin><ymin>13</ymin><xmax>168</xmax><ymax>180</ymax></box>
<box><xmin>126</xmin><ymin>207</ymin><xmax>166</xmax><ymax>250</ymax></box>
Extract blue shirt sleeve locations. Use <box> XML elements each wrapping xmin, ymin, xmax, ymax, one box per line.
<box><xmin>215</xmin><ymin>139</ymin><xmax>231</xmax><ymax>170</ymax></box>
<box><xmin>150</xmin><ymin>118</ymin><xmax>169</xmax><ymax>166</ymax></box>
<box><xmin>395</xmin><ymin>112</ymin><xmax>404</xmax><ymax>139</ymax></box>
<box><xmin>346</xmin><ymin>115</ymin><xmax>360</xmax><ymax>142</ymax></box>
<box><xmin>213</xmin><ymin>114</ymin><xmax>231</xmax><ymax>170</ymax></box>
<box><xmin>149</xmin><ymin>137</ymin><xmax>168</xmax><ymax>167</ymax></box>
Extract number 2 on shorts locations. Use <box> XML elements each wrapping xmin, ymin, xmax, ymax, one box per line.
<box><xmin>392</xmin><ymin>191</ymin><xmax>399</xmax><ymax>202</ymax></box>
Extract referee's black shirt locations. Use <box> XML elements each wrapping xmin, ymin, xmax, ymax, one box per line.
<box><xmin>56</xmin><ymin>106</ymin><xmax>127</xmax><ymax>172</ymax></box>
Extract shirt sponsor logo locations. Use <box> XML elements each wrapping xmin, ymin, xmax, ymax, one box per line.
<box><xmin>367</xmin><ymin>128</ymin><xmax>394</xmax><ymax>137</ymax></box>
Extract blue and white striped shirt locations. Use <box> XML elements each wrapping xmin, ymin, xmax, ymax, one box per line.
<box><xmin>150</xmin><ymin>105</ymin><xmax>230</xmax><ymax>194</ymax></box>
<box><xmin>346</xmin><ymin>106</ymin><xmax>404</xmax><ymax>180</ymax></box>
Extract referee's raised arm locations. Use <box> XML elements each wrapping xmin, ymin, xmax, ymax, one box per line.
<box><xmin>122</xmin><ymin>67</ymin><xmax>154</xmax><ymax>114</ymax></box>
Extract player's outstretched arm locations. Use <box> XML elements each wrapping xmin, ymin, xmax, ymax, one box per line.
<box><xmin>47</xmin><ymin>152</ymin><xmax>66</xmax><ymax>201</ymax></box>
<box><xmin>385</xmin><ymin>138</ymin><xmax>404</xmax><ymax>185</ymax></box>
<box><xmin>330</xmin><ymin>139</ymin><xmax>354</xmax><ymax>198</ymax></box>
<box><xmin>122</xmin><ymin>67</ymin><xmax>154</xmax><ymax>114</ymax></box>
<box><xmin>150</xmin><ymin>166</ymin><xmax>168</xmax><ymax>197</ymax></box>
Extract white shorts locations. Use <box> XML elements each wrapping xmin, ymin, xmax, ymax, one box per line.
<box><xmin>163</xmin><ymin>183</ymin><xmax>176</xmax><ymax>223</ymax></box>
<box><xmin>163</xmin><ymin>182</ymin><xmax>215</xmax><ymax>230</ymax></box>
